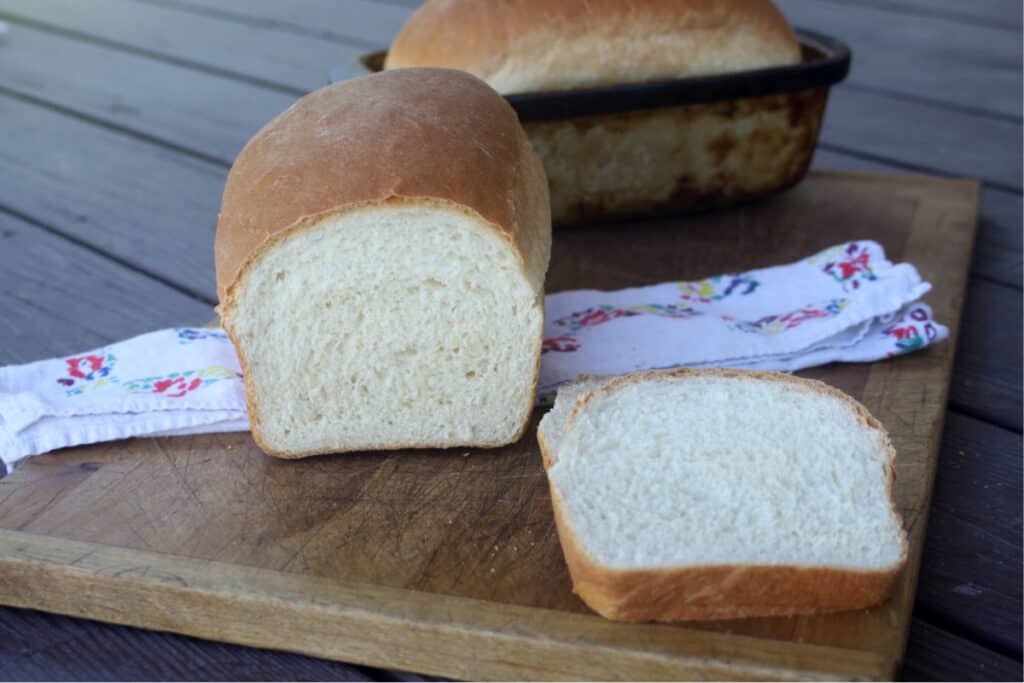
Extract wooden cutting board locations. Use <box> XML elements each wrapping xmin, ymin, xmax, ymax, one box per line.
<box><xmin>0</xmin><ymin>172</ymin><xmax>979</xmax><ymax>681</ymax></box>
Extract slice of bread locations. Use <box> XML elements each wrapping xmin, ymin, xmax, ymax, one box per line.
<box><xmin>537</xmin><ymin>369</ymin><xmax>908</xmax><ymax>622</ymax></box>
<box><xmin>215</xmin><ymin>69</ymin><xmax>551</xmax><ymax>457</ymax></box>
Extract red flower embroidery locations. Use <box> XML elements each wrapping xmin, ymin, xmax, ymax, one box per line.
<box><xmin>837</xmin><ymin>251</ymin><xmax>871</xmax><ymax>279</ymax></box>
<box><xmin>153</xmin><ymin>376</ymin><xmax>202</xmax><ymax>398</ymax></box>
<box><xmin>889</xmin><ymin>325</ymin><xmax>917</xmax><ymax>340</ymax></box>
<box><xmin>823</xmin><ymin>244</ymin><xmax>878</xmax><ymax>290</ymax></box>
<box><xmin>543</xmin><ymin>336</ymin><xmax>581</xmax><ymax>353</ymax></box>
<box><xmin>66</xmin><ymin>354</ymin><xmax>107</xmax><ymax>380</ymax></box>
<box><xmin>778</xmin><ymin>307</ymin><xmax>832</xmax><ymax>329</ymax></box>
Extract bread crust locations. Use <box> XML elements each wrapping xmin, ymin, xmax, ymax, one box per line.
<box><xmin>538</xmin><ymin>368</ymin><xmax>909</xmax><ymax>622</ymax></box>
<box><xmin>386</xmin><ymin>0</ymin><xmax>801</xmax><ymax>94</ymax></box>
<box><xmin>215</xmin><ymin>69</ymin><xmax>551</xmax><ymax>458</ymax></box>
<box><xmin>216</xmin><ymin>68</ymin><xmax>549</xmax><ymax>305</ymax></box>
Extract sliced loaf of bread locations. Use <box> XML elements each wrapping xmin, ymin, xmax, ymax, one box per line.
<box><xmin>537</xmin><ymin>369</ymin><xmax>908</xmax><ymax>622</ymax></box>
<box><xmin>215</xmin><ymin>69</ymin><xmax>550</xmax><ymax>458</ymax></box>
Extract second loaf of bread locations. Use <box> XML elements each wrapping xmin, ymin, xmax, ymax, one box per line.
<box><xmin>386</xmin><ymin>0</ymin><xmax>802</xmax><ymax>94</ymax></box>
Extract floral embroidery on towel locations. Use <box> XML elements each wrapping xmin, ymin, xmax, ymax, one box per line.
<box><xmin>541</xmin><ymin>275</ymin><xmax>762</xmax><ymax>354</ymax></box>
<box><xmin>542</xmin><ymin>336</ymin><xmax>581</xmax><ymax>354</ymax></box>
<box><xmin>678</xmin><ymin>274</ymin><xmax>759</xmax><ymax>303</ymax></box>
<box><xmin>542</xmin><ymin>303</ymin><xmax>700</xmax><ymax>353</ymax></box>
<box><xmin>176</xmin><ymin>328</ymin><xmax>230</xmax><ymax>344</ymax></box>
<box><xmin>726</xmin><ymin>299</ymin><xmax>848</xmax><ymax>335</ymax></box>
<box><xmin>823</xmin><ymin>242</ymin><xmax>878</xmax><ymax>291</ymax></box>
<box><xmin>122</xmin><ymin>365</ymin><xmax>241</xmax><ymax>397</ymax></box>
<box><xmin>56</xmin><ymin>353</ymin><xmax>117</xmax><ymax>395</ymax></box>
<box><xmin>883</xmin><ymin>306</ymin><xmax>938</xmax><ymax>357</ymax></box>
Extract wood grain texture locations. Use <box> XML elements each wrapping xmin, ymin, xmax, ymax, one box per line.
<box><xmin>0</xmin><ymin>606</ymin><xmax>374</xmax><ymax>681</ymax></box>
<box><xmin>949</xmin><ymin>280</ymin><xmax>1023</xmax><ymax>431</ymax></box>
<box><xmin>0</xmin><ymin>211</ymin><xmax>212</xmax><ymax>366</ymax></box>
<box><xmin>0</xmin><ymin>0</ymin><xmax>352</xmax><ymax>94</ymax></box>
<box><xmin>0</xmin><ymin>92</ymin><xmax>223</xmax><ymax>301</ymax></box>
<box><xmin>841</xmin><ymin>0</ymin><xmax>1022</xmax><ymax>29</ymax></box>
<box><xmin>0</xmin><ymin>527</ymin><xmax>894</xmax><ymax>681</ymax></box>
<box><xmin>819</xmin><ymin>88</ymin><xmax>1022</xmax><ymax>190</ymax></box>
<box><xmin>916</xmin><ymin>414</ymin><xmax>1023</xmax><ymax>656</ymax></box>
<box><xmin>778</xmin><ymin>0</ymin><xmax>1023</xmax><ymax>117</ymax></box>
<box><xmin>0</xmin><ymin>173</ymin><xmax>979</xmax><ymax>681</ymax></box>
<box><xmin>900</xmin><ymin>619</ymin><xmax>1024</xmax><ymax>682</ymax></box>
<box><xmin>0</xmin><ymin>20</ymin><xmax>295</xmax><ymax>164</ymax></box>
<box><xmin>150</xmin><ymin>0</ymin><xmax>409</xmax><ymax>47</ymax></box>
<box><xmin>971</xmin><ymin>189</ymin><xmax>1023</xmax><ymax>287</ymax></box>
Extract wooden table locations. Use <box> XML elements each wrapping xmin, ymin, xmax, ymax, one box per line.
<box><xmin>0</xmin><ymin>0</ymin><xmax>1018</xmax><ymax>680</ymax></box>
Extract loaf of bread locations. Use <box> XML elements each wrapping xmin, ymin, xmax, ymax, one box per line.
<box><xmin>386</xmin><ymin>0</ymin><xmax>801</xmax><ymax>94</ymax></box>
<box><xmin>537</xmin><ymin>369</ymin><xmax>908</xmax><ymax>622</ymax></box>
<box><xmin>215</xmin><ymin>68</ymin><xmax>551</xmax><ymax>458</ymax></box>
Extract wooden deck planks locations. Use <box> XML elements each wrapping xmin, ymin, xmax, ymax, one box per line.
<box><xmin>0</xmin><ymin>19</ymin><xmax>295</xmax><ymax>164</ymax></box>
<box><xmin>917</xmin><ymin>413</ymin><xmax>1023</xmax><ymax>657</ymax></box>
<box><xmin>820</xmin><ymin>88</ymin><xmax>1022</xmax><ymax>190</ymax></box>
<box><xmin>0</xmin><ymin>606</ymin><xmax>373</xmax><ymax>681</ymax></box>
<box><xmin>949</xmin><ymin>279</ymin><xmax>1023</xmax><ymax>431</ymax></box>
<box><xmin>901</xmin><ymin>619</ymin><xmax>1023</xmax><ymax>681</ymax></box>
<box><xmin>149</xmin><ymin>0</ymin><xmax>409</xmax><ymax>47</ymax></box>
<box><xmin>0</xmin><ymin>93</ymin><xmax>224</xmax><ymax>302</ymax></box>
<box><xmin>0</xmin><ymin>211</ymin><xmax>211</xmax><ymax>366</ymax></box>
<box><xmin>0</xmin><ymin>0</ymin><xmax>351</xmax><ymax>94</ymax></box>
<box><xmin>842</xmin><ymin>0</ymin><xmax>1022</xmax><ymax>30</ymax></box>
<box><xmin>778</xmin><ymin>0</ymin><xmax>1023</xmax><ymax>118</ymax></box>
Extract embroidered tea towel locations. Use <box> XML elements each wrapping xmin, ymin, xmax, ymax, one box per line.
<box><xmin>537</xmin><ymin>240</ymin><xmax>944</xmax><ymax>400</ymax></box>
<box><xmin>0</xmin><ymin>241</ymin><xmax>945</xmax><ymax>468</ymax></box>
<box><xmin>0</xmin><ymin>328</ymin><xmax>248</xmax><ymax>469</ymax></box>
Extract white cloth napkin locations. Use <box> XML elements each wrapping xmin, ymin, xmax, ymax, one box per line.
<box><xmin>0</xmin><ymin>328</ymin><xmax>249</xmax><ymax>470</ymax></box>
<box><xmin>0</xmin><ymin>240</ymin><xmax>945</xmax><ymax>468</ymax></box>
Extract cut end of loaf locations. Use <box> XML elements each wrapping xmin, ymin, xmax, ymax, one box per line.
<box><xmin>538</xmin><ymin>369</ymin><xmax>909</xmax><ymax>621</ymax></box>
<box><xmin>223</xmin><ymin>201</ymin><xmax>543</xmax><ymax>457</ymax></box>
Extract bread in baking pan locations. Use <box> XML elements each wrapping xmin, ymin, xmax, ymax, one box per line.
<box><xmin>386</xmin><ymin>0</ymin><xmax>801</xmax><ymax>94</ymax></box>
<box><xmin>527</xmin><ymin>91</ymin><xmax>825</xmax><ymax>225</ymax></box>
<box><xmin>215</xmin><ymin>68</ymin><xmax>551</xmax><ymax>458</ymax></box>
<box><xmin>537</xmin><ymin>369</ymin><xmax>908</xmax><ymax>622</ymax></box>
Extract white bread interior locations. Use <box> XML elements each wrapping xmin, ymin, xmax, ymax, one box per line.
<box><xmin>229</xmin><ymin>202</ymin><xmax>543</xmax><ymax>456</ymax></box>
<box><xmin>537</xmin><ymin>369</ymin><xmax>908</xmax><ymax>621</ymax></box>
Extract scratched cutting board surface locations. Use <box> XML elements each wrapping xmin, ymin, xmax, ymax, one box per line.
<box><xmin>0</xmin><ymin>172</ymin><xmax>979</xmax><ymax>681</ymax></box>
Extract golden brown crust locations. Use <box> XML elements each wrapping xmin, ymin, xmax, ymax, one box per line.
<box><xmin>539</xmin><ymin>368</ymin><xmax>909</xmax><ymax>622</ymax></box>
<box><xmin>215</xmin><ymin>68</ymin><xmax>550</xmax><ymax>305</ymax></box>
<box><xmin>386</xmin><ymin>0</ymin><xmax>801</xmax><ymax>94</ymax></box>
